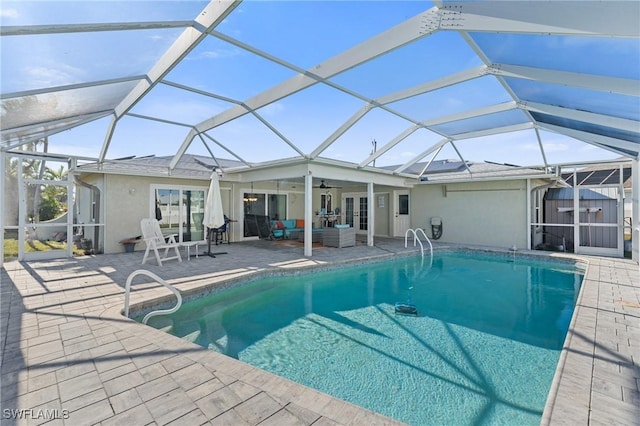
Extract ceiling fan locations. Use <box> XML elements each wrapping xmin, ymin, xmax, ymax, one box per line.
<box><xmin>314</xmin><ymin>179</ymin><xmax>341</xmax><ymax>189</ymax></box>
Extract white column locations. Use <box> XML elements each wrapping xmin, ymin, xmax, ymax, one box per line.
<box><xmin>67</xmin><ymin>164</ymin><xmax>74</xmax><ymax>257</ymax></box>
<box><xmin>573</xmin><ymin>169</ymin><xmax>580</xmax><ymax>254</ymax></box>
<box><xmin>304</xmin><ymin>173</ymin><xmax>313</xmax><ymax>257</ymax></box>
<box><xmin>526</xmin><ymin>179</ymin><xmax>531</xmax><ymax>250</ymax></box>
<box><xmin>632</xmin><ymin>158</ymin><xmax>639</xmax><ymax>263</ymax></box>
<box><xmin>368</xmin><ymin>182</ymin><xmax>374</xmax><ymax>247</ymax></box>
<box><xmin>18</xmin><ymin>158</ymin><xmax>25</xmax><ymax>261</ymax></box>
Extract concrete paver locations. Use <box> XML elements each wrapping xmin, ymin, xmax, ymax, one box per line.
<box><xmin>1</xmin><ymin>238</ymin><xmax>638</xmax><ymax>425</ymax></box>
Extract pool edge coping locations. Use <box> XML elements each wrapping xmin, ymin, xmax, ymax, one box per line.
<box><xmin>119</xmin><ymin>245</ymin><xmax>591</xmax><ymax>424</ymax></box>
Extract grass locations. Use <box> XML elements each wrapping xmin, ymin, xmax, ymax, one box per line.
<box><xmin>3</xmin><ymin>238</ymin><xmax>86</xmax><ymax>260</ymax></box>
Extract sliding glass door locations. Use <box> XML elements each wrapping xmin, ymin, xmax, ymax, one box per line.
<box><xmin>154</xmin><ymin>187</ymin><xmax>206</xmax><ymax>242</ymax></box>
<box><xmin>243</xmin><ymin>192</ymin><xmax>286</xmax><ymax>237</ymax></box>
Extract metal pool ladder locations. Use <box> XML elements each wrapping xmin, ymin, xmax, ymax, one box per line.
<box><xmin>405</xmin><ymin>228</ymin><xmax>433</xmax><ymax>260</ymax></box>
<box><xmin>124</xmin><ymin>269</ymin><xmax>182</xmax><ymax>325</ymax></box>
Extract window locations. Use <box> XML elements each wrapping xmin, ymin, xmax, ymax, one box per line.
<box><xmin>399</xmin><ymin>194</ymin><xmax>409</xmax><ymax>215</ymax></box>
<box><xmin>320</xmin><ymin>193</ymin><xmax>332</xmax><ymax>213</ymax></box>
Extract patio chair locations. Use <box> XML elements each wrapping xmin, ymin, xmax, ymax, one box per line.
<box><xmin>244</xmin><ymin>214</ymin><xmax>277</xmax><ymax>240</ymax></box>
<box><xmin>210</xmin><ymin>215</ymin><xmax>231</xmax><ymax>245</ymax></box>
<box><xmin>140</xmin><ymin>218</ymin><xmax>182</xmax><ymax>266</ymax></box>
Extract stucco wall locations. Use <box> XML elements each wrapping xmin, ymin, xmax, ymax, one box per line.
<box><xmin>411</xmin><ymin>180</ymin><xmax>528</xmax><ymax>249</ymax></box>
<box><xmin>103</xmin><ymin>175</ymin><xmax>212</xmax><ymax>254</ymax></box>
<box><xmin>374</xmin><ymin>192</ymin><xmax>391</xmax><ymax>236</ymax></box>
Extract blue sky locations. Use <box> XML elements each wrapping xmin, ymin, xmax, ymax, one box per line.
<box><xmin>1</xmin><ymin>1</ymin><xmax>631</xmax><ymax>167</ymax></box>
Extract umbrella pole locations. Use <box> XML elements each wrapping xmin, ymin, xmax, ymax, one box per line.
<box><xmin>203</xmin><ymin>227</ymin><xmax>228</xmax><ymax>257</ymax></box>
<box><xmin>206</xmin><ymin>227</ymin><xmax>215</xmax><ymax>257</ymax></box>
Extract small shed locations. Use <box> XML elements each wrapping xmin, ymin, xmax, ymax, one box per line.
<box><xmin>542</xmin><ymin>187</ymin><xmax>618</xmax><ymax>252</ymax></box>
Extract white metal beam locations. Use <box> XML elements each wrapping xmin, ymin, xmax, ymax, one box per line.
<box><xmin>394</xmin><ymin>138</ymin><xmax>450</xmax><ymax>174</ymax></box>
<box><xmin>200</xmin><ymin>133</ymin><xmax>251</xmax><ymax>167</ymax></box>
<box><xmin>3</xmin><ymin>111</ymin><xmax>112</xmax><ymax>148</ymax></box>
<box><xmin>99</xmin><ymin>115</ymin><xmax>118</xmax><ymax>162</ymax></box>
<box><xmin>520</xmin><ymin>101</ymin><xmax>640</xmax><ymax>133</ymax></box>
<box><xmin>126</xmin><ymin>113</ymin><xmax>193</xmax><ymax>128</ymax></box>
<box><xmin>160</xmin><ymin>80</ymin><xmax>241</xmax><ymax>105</ymax></box>
<box><xmin>438</xmin><ymin>1</ymin><xmax>640</xmax><ymax>37</ymax></box>
<box><xmin>105</xmin><ymin>1</ymin><xmax>240</xmax><ymax>160</ymax></box>
<box><xmin>359</xmin><ymin>124</ymin><xmax>421</xmax><ymax>168</ymax></box>
<box><xmin>0</xmin><ymin>75</ymin><xmax>146</xmax><ymax>100</ymax></box>
<box><xmin>375</xmin><ymin>66</ymin><xmax>488</xmax><ymax>105</ymax></box>
<box><xmin>422</xmin><ymin>101</ymin><xmax>518</xmax><ymax>128</ymax></box>
<box><xmin>210</xmin><ymin>28</ymin><xmax>448</xmax><ymax>165</ymax></box>
<box><xmin>419</xmin><ymin>145</ymin><xmax>444</xmax><ymax>177</ymax></box>
<box><xmin>537</xmin><ymin>123</ymin><xmax>639</xmax><ymax>158</ymax></box>
<box><xmin>534</xmin><ymin>128</ymin><xmax>548</xmax><ymax>169</ymax></box>
<box><xmin>449</xmin><ymin>141</ymin><xmax>471</xmax><ymax>174</ymax></box>
<box><xmin>249</xmin><ymin>110</ymin><xmax>306</xmax><ymax>158</ymax></box>
<box><xmin>0</xmin><ymin>21</ymin><xmax>193</xmax><ymax>36</ymax></box>
<box><xmin>187</xmin><ymin>6</ymin><xmax>439</xmax><ymax>144</ymax></box>
<box><xmin>489</xmin><ymin>64</ymin><xmax>640</xmax><ymax>97</ymax></box>
<box><xmin>450</xmin><ymin>122</ymin><xmax>533</xmax><ymax>140</ymax></box>
<box><xmin>310</xmin><ymin>104</ymin><xmax>373</xmax><ymax>159</ymax></box>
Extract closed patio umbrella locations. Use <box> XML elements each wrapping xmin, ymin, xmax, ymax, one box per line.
<box><xmin>203</xmin><ymin>171</ymin><xmax>225</xmax><ymax>256</ymax></box>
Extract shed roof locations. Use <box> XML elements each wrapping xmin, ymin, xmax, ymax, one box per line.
<box><xmin>546</xmin><ymin>187</ymin><xmax>615</xmax><ymax>201</ymax></box>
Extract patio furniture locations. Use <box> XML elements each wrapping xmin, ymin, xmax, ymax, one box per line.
<box><xmin>245</xmin><ymin>214</ymin><xmax>273</xmax><ymax>239</ymax></box>
<box><xmin>119</xmin><ymin>236</ymin><xmax>141</xmax><ymax>253</ymax></box>
<box><xmin>290</xmin><ymin>229</ymin><xmax>324</xmax><ymax>243</ymax></box>
<box><xmin>323</xmin><ymin>226</ymin><xmax>355</xmax><ymax>248</ymax></box>
<box><xmin>140</xmin><ymin>218</ymin><xmax>182</xmax><ymax>266</ymax></box>
<box><xmin>210</xmin><ymin>215</ymin><xmax>233</xmax><ymax>245</ymax></box>
<box><xmin>181</xmin><ymin>240</ymin><xmax>206</xmax><ymax>260</ymax></box>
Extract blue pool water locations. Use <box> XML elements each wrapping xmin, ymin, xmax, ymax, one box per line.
<box><xmin>144</xmin><ymin>251</ymin><xmax>583</xmax><ymax>425</ymax></box>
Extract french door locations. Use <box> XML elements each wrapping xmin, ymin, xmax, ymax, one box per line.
<box><xmin>342</xmin><ymin>193</ymin><xmax>368</xmax><ymax>234</ymax></box>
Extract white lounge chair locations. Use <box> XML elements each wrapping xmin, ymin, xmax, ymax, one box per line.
<box><xmin>140</xmin><ymin>218</ymin><xmax>182</xmax><ymax>266</ymax></box>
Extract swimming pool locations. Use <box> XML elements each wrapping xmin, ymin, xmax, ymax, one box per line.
<box><xmin>142</xmin><ymin>250</ymin><xmax>584</xmax><ymax>425</ymax></box>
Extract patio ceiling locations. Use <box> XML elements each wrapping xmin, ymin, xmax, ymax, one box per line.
<box><xmin>1</xmin><ymin>1</ymin><xmax>639</xmax><ymax>176</ymax></box>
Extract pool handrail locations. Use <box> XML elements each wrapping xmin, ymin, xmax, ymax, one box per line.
<box><xmin>124</xmin><ymin>269</ymin><xmax>182</xmax><ymax>325</ymax></box>
<box><xmin>404</xmin><ymin>228</ymin><xmax>433</xmax><ymax>260</ymax></box>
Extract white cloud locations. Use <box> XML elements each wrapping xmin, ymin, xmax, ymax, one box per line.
<box><xmin>0</xmin><ymin>8</ymin><xmax>19</xmax><ymax>18</ymax></box>
<box><xmin>189</xmin><ymin>48</ymin><xmax>242</xmax><ymax>61</ymax></box>
<box><xmin>260</xmin><ymin>102</ymin><xmax>284</xmax><ymax>117</ymax></box>
<box><xmin>541</xmin><ymin>143</ymin><xmax>569</xmax><ymax>152</ymax></box>
<box><xmin>25</xmin><ymin>64</ymin><xmax>85</xmax><ymax>87</ymax></box>
<box><xmin>521</xmin><ymin>143</ymin><xmax>540</xmax><ymax>151</ymax></box>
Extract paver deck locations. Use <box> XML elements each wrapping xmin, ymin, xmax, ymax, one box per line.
<box><xmin>1</xmin><ymin>238</ymin><xmax>638</xmax><ymax>425</ymax></box>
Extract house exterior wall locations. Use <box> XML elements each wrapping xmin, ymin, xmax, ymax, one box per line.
<box><xmin>410</xmin><ymin>180</ymin><xmax>528</xmax><ymax>249</ymax></box>
<box><xmin>374</xmin><ymin>192</ymin><xmax>391</xmax><ymax>236</ymax></box>
<box><xmin>84</xmin><ymin>172</ymin><xmax>533</xmax><ymax>253</ymax></box>
<box><xmin>100</xmin><ymin>175</ymin><xmax>212</xmax><ymax>254</ymax></box>
<box><xmin>97</xmin><ymin>176</ymin><xmax>315</xmax><ymax>251</ymax></box>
